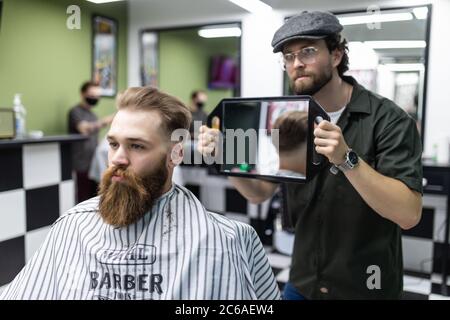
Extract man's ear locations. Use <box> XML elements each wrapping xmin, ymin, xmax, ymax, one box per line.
<box><xmin>332</xmin><ymin>48</ymin><xmax>343</xmax><ymax>69</ymax></box>
<box><xmin>169</xmin><ymin>143</ymin><xmax>184</xmax><ymax>167</ymax></box>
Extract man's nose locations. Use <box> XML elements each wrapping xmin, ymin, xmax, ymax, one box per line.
<box><xmin>293</xmin><ymin>55</ymin><xmax>306</xmax><ymax>69</ymax></box>
<box><xmin>111</xmin><ymin>146</ymin><xmax>129</xmax><ymax>167</ymax></box>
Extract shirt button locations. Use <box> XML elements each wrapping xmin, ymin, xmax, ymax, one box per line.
<box><xmin>320</xmin><ymin>287</ymin><xmax>329</xmax><ymax>294</ymax></box>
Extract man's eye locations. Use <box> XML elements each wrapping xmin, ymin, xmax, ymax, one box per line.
<box><xmin>131</xmin><ymin>144</ymin><xmax>144</xmax><ymax>150</ymax></box>
<box><xmin>284</xmin><ymin>54</ymin><xmax>294</xmax><ymax>61</ymax></box>
<box><xmin>109</xmin><ymin>142</ymin><xmax>118</xmax><ymax>149</ymax></box>
<box><xmin>303</xmin><ymin>47</ymin><xmax>317</xmax><ymax>55</ymax></box>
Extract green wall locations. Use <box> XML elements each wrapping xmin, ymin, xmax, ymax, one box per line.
<box><xmin>159</xmin><ymin>28</ymin><xmax>239</xmax><ymax>113</ymax></box>
<box><xmin>0</xmin><ymin>0</ymin><xmax>128</xmax><ymax>135</ymax></box>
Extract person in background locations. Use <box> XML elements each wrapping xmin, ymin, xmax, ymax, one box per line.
<box><xmin>188</xmin><ymin>90</ymin><xmax>208</xmax><ymax>140</ymax></box>
<box><xmin>68</xmin><ymin>81</ymin><xmax>114</xmax><ymax>203</ymax></box>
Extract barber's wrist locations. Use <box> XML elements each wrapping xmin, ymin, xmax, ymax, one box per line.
<box><xmin>333</xmin><ymin>154</ymin><xmax>347</xmax><ymax>166</ymax></box>
<box><xmin>331</xmin><ymin>147</ymin><xmax>349</xmax><ymax>166</ymax></box>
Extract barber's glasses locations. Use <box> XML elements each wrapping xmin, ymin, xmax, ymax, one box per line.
<box><xmin>280</xmin><ymin>47</ymin><xmax>319</xmax><ymax>70</ymax></box>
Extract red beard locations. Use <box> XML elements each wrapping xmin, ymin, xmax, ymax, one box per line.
<box><xmin>98</xmin><ymin>159</ymin><xmax>168</xmax><ymax>228</ymax></box>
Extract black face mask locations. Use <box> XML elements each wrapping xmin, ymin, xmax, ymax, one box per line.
<box><xmin>196</xmin><ymin>101</ymin><xmax>205</xmax><ymax>109</ymax></box>
<box><xmin>86</xmin><ymin>97</ymin><xmax>99</xmax><ymax>106</ymax></box>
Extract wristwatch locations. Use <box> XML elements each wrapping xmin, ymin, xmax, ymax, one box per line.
<box><xmin>330</xmin><ymin>149</ymin><xmax>359</xmax><ymax>175</ymax></box>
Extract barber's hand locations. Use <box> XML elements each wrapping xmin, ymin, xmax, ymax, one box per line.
<box><xmin>102</xmin><ymin>115</ymin><xmax>115</xmax><ymax>126</ymax></box>
<box><xmin>198</xmin><ymin>124</ymin><xmax>220</xmax><ymax>156</ymax></box>
<box><xmin>313</xmin><ymin>120</ymin><xmax>349</xmax><ymax>165</ymax></box>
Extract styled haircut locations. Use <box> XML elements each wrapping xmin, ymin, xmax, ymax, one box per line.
<box><xmin>80</xmin><ymin>81</ymin><xmax>99</xmax><ymax>94</ymax></box>
<box><xmin>117</xmin><ymin>86</ymin><xmax>192</xmax><ymax>140</ymax></box>
<box><xmin>324</xmin><ymin>33</ymin><xmax>349</xmax><ymax>77</ymax></box>
<box><xmin>272</xmin><ymin>111</ymin><xmax>308</xmax><ymax>153</ymax></box>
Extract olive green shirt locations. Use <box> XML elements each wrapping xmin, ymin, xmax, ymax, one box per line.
<box><xmin>285</xmin><ymin>76</ymin><xmax>423</xmax><ymax>299</ymax></box>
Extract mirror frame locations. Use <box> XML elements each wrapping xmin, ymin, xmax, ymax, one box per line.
<box><xmin>139</xmin><ymin>21</ymin><xmax>242</xmax><ymax>97</ymax></box>
<box><xmin>207</xmin><ymin>95</ymin><xmax>330</xmax><ymax>183</ymax></box>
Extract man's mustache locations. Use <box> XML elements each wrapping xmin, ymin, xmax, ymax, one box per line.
<box><xmin>294</xmin><ymin>73</ymin><xmax>311</xmax><ymax>79</ymax></box>
<box><xmin>102</xmin><ymin>166</ymin><xmax>146</xmax><ymax>191</ymax></box>
<box><xmin>107</xmin><ymin>166</ymin><xmax>132</xmax><ymax>179</ymax></box>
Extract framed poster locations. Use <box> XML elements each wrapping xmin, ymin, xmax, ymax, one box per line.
<box><xmin>92</xmin><ymin>15</ymin><xmax>118</xmax><ymax>97</ymax></box>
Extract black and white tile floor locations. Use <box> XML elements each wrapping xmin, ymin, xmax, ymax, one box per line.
<box><xmin>1</xmin><ymin>165</ymin><xmax>448</xmax><ymax>300</ymax></box>
<box><xmin>265</xmin><ymin>248</ymin><xmax>450</xmax><ymax>300</ymax></box>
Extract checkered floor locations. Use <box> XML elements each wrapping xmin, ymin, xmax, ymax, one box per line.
<box><xmin>265</xmin><ymin>248</ymin><xmax>450</xmax><ymax>300</ymax></box>
<box><xmin>2</xmin><ymin>165</ymin><xmax>449</xmax><ymax>300</ymax></box>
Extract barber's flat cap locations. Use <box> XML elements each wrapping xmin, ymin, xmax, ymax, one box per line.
<box><xmin>272</xmin><ymin>11</ymin><xmax>343</xmax><ymax>53</ymax></box>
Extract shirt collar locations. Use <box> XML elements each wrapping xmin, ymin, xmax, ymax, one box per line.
<box><xmin>342</xmin><ymin>75</ymin><xmax>372</xmax><ymax>115</ymax></box>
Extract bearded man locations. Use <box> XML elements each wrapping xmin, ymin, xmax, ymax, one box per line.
<box><xmin>1</xmin><ymin>87</ymin><xmax>280</xmax><ymax>300</ymax></box>
<box><xmin>198</xmin><ymin>11</ymin><xmax>423</xmax><ymax>299</ymax></box>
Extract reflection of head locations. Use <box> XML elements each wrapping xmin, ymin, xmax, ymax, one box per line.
<box><xmin>271</xmin><ymin>111</ymin><xmax>308</xmax><ymax>176</ymax></box>
<box><xmin>272</xmin><ymin>111</ymin><xmax>308</xmax><ymax>153</ymax></box>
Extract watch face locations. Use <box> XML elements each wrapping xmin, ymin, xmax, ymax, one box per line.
<box><xmin>348</xmin><ymin>151</ymin><xmax>358</xmax><ymax>165</ymax></box>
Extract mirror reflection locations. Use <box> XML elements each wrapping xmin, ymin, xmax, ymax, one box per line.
<box><xmin>221</xmin><ymin>99</ymin><xmax>309</xmax><ymax>181</ymax></box>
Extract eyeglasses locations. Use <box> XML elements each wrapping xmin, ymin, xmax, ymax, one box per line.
<box><xmin>281</xmin><ymin>47</ymin><xmax>319</xmax><ymax>70</ymax></box>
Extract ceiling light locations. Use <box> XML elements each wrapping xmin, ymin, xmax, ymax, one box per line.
<box><xmin>198</xmin><ymin>26</ymin><xmax>242</xmax><ymax>38</ymax></box>
<box><xmin>348</xmin><ymin>42</ymin><xmax>378</xmax><ymax>70</ymax></box>
<box><xmin>338</xmin><ymin>12</ymin><xmax>413</xmax><ymax>26</ymax></box>
<box><xmin>228</xmin><ymin>0</ymin><xmax>272</xmax><ymax>14</ymax></box>
<box><xmin>86</xmin><ymin>0</ymin><xmax>123</xmax><ymax>4</ymax></box>
<box><xmin>364</xmin><ymin>41</ymin><xmax>426</xmax><ymax>49</ymax></box>
<box><xmin>384</xmin><ymin>63</ymin><xmax>424</xmax><ymax>72</ymax></box>
<box><xmin>413</xmin><ymin>7</ymin><xmax>428</xmax><ymax>20</ymax></box>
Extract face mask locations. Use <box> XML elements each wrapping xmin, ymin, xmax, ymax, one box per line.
<box><xmin>86</xmin><ymin>97</ymin><xmax>99</xmax><ymax>106</ymax></box>
<box><xmin>196</xmin><ymin>101</ymin><xmax>205</xmax><ymax>109</ymax></box>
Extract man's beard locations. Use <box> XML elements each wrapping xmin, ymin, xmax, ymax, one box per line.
<box><xmin>291</xmin><ymin>63</ymin><xmax>333</xmax><ymax>96</ymax></box>
<box><xmin>98</xmin><ymin>158</ymin><xmax>169</xmax><ymax>228</ymax></box>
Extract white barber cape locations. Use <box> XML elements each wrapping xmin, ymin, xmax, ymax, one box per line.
<box><xmin>1</xmin><ymin>185</ymin><xmax>280</xmax><ymax>300</ymax></box>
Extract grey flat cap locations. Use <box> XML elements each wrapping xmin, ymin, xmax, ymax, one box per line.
<box><xmin>272</xmin><ymin>11</ymin><xmax>343</xmax><ymax>53</ymax></box>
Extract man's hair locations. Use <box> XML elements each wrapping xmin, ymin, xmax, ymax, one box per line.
<box><xmin>117</xmin><ymin>86</ymin><xmax>192</xmax><ymax>140</ymax></box>
<box><xmin>324</xmin><ymin>33</ymin><xmax>349</xmax><ymax>77</ymax></box>
<box><xmin>272</xmin><ymin>111</ymin><xmax>308</xmax><ymax>153</ymax></box>
<box><xmin>191</xmin><ymin>90</ymin><xmax>205</xmax><ymax>100</ymax></box>
<box><xmin>80</xmin><ymin>81</ymin><xmax>99</xmax><ymax>94</ymax></box>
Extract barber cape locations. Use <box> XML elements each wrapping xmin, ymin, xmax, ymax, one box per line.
<box><xmin>1</xmin><ymin>185</ymin><xmax>280</xmax><ymax>300</ymax></box>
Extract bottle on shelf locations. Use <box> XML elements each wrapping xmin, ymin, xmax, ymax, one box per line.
<box><xmin>13</xmin><ymin>93</ymin><xmax>27</xmax><ymax>139</ymax></box>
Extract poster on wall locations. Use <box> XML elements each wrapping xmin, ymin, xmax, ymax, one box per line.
<box><xmin>92</xmin><ymin>15</ymin><xmax>118</xmax><ymax>97</ymax></box>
